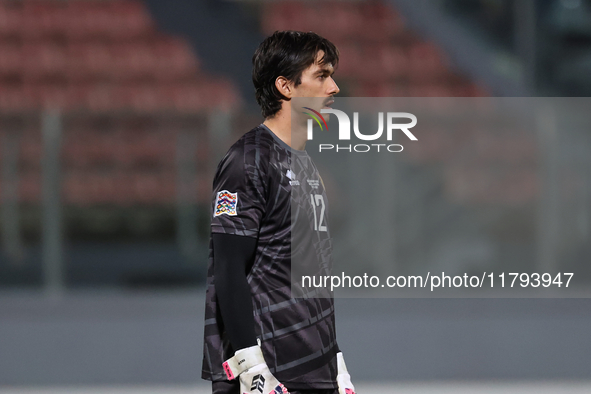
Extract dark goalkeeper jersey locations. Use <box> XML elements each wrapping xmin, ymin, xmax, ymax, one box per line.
<box><xmin>201</xmin><ymin>124</ymin><xmax>339</xmax><ymax>390</ymax></box>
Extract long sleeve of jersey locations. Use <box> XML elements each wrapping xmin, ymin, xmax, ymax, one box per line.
<box><xmin>213</xmin><ymin>233</ymin><xmax>258</xmax><ymax>351</ymax></box>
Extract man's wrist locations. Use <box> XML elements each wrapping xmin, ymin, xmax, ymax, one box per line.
<box><xmin>223</xmin><ymin>344</ymin><xmax>266</xmax><ymax>380</ymax></box>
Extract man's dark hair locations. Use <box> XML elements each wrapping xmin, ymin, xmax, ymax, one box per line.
<box><xmin>252</xmin><ymin>31</ymin><xmax>339</xmax><ymax>118</ymax></box>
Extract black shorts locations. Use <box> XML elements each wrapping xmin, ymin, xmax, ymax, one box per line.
<box><xmin>212</xmin><ymin>380</ymin><xmax>339</xmax><ymax>394</ymax></box>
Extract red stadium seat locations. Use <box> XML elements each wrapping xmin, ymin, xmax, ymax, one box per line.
<box><xmin>352</xmin><ymin>82</ymin><xmax>409</xmax><ymax>97</ymax></box>
<box><xmin>375</xmin><ymin>44</ymin><xmax>409</xmax><ymax>79</ymax></box>
<box><xmin>0</xmin><ymin>2</ymin><xmax>23</xmax><ymax>37</ymax></box>
<box><xmin>63</xmin><ymin>2</ymin><xmax>93</xmax><ymax>39</ymax></box>
<box><xmin>73</xmin><ymin>172</ymin><xmax>117</xmax><ymax>204</ymax></box>
<box><xmin>125</xmin><ymin>132</ymin><xmax>168</xmax><ymax>167</ymax></box>
<box><xmin>63</xmin><ymin>172</ymin><xmax>86</xmax><ymax>205</ymax></box>
<box><xmin>334</xmin><ymin>44</ymin><xmax>361</xmax><ymax>78</ymax></box>
<box><xmin>19</xmin><ymin>173</ymin><xmax>41</xmax><ymax>203</ymax></box>
<box><xmin>125</xmin><ymin>84</ymin><xmax>166</xmax><ymax>112</ymax></box>
<box><xmin>65</xmin><ymin>1</ymin><xmax>115</xmax><ymax>40</ymax></box>
<box><xmin>83</xmin><ymin>84</ymin><xmax>125</xmax><ymax>112</ymax></box>
<box><xmin>408</xmin><ymin>42</ymin><xmax>448</xmax><ymax>82</ymax></box>
<box><xmin>30</xmin><ymin>82</ymin><xmax>77</xmax><ymax>110</ymax></box>
<box><xmin>63</xmin><ymin>129</ymin><xmax>119</xmax><ymax>168</ymax></box>
<box><xmin>106</xmin><ymin>0</ymin><xmax>155</xmax><ymax>39</ymax></box>
<box><xmin>358</xmin><ymin>2</ymin><xmax>405</xmax><ymax>40</ymax></box>
<box><xmin>67</xmin><ymin>42</ymin><xmax>113</xmax><ymax>81</ymax></box>
<box><xmin>444</xmin><ymin>165</ymin><xmax>537</xmax><ymax>205</ymax></box>
<box><xmin>261</xmin><ymin>1</ymin><xmax>316</xmax><ymax>35</ymax></box>
<box><xmin>402</xmin><ymin>125</ymin><xmax>456</xmax><ymax>164</ymax></box>
<box><xmin>453</xmin><ymin>82</ymin><xmax>489</xmax><ymax>97</ymax></box>
<box><xmin>22</xmin><ymin>42</ymin><xmax>68</xmax><ymax>80</ymax></box>
<box><xmin>132</xmin><ymin>172</ymin><xmax>169</xmax><ymax>204</ymax></box>
<box><xmin>0</xmin><ymin>44</ymin><xmax>22</xmax><ymax>76</ymax></box>
<box><xmin>62</xmin><ymin>137</ymin><xmax>90</xmax><ymax>168</ymax></box>
<box><xmin>202</xmin><ymin>79</ymin><xmax>241</xmax><ymax>111</ymax></box>
<box><xmin>314</xmin><ymin>2</ymin><xmax>361</xmax><ymax>41</ymax></box>
<box><xmin>153</xmin><ymin>37</ymin><xmax>199</xmax><ymax>80</ymax></box>
<box><xmin>18</xmin><ymin>131</ymin><xmax>42</xmax><ymax>167</ymax></box>
<box><xmin>0</xmin><ymin>84</ymin><xmax>30</xmax><ymax>111</ymax></box>
<box><xmin>22</xmin><ymin>0</ymin><xmax>68</xmax><ymax>38</ymax></box>
<box><xmin>110</xmin><ymin>42</ymin><xmax>155</xmax><ymax>80</ymax></box>
<box><xmin>168</xmin><ymin>82</ymin><xmax>207</xmax><ymax>112</ymax></box>
<box><xmin>408</xmin><ymin>83</ymin><xmax>454</xmax><ymax>97</ymax></box>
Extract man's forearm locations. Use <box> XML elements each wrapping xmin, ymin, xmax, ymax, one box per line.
<box><xmin>213</xmin><ymin>233</ymin><xmax>258</xmax><ymax>350</ymax></box>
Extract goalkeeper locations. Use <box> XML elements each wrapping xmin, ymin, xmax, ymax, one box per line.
<box><xmin>201</xmin><ymin>31</ymin><xmax>356</xmax><ymax>394</ymax></box>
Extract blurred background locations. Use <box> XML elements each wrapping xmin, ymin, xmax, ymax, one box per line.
<box><xmin>1</xmin><ymin>0</ymin><xmax>591</xmax><ymax>392</ymax></box>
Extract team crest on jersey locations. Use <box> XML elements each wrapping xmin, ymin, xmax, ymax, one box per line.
<box><xmin>214</xmin><ymin>190</ymin><xmax>238</xmax><ymax>217</ymax></box>
<box><xmin>307</xmin><ymin>179</ymin><xmax>320</xmax><ymax>189</ymax></box>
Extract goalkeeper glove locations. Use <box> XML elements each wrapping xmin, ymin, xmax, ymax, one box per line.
<box><xmin>223</xmin><ymin>345</ymin><xmax>290</xmax><ymax>394</ymax></box>
<box><xmin>336</xmin><ymin>352</ymin><xmax>356</xmax><ymax>394</ymax></box>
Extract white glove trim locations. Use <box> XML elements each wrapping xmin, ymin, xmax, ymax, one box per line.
<box><xmin>337</xmin><ymin>352</ymin><xmax>356</xmax><ymax>394</ymax></box>
<box><xmin>222</xmin><ymin>345</ymin><xmax>266</xmax><ymax>380</ymax></box>
<box><xmin>337</xmin><ymin>352</ymin><xmax>348</xmax><ymax>374</ymax></box>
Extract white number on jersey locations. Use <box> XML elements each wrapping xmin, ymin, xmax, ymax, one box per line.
<box><xmin>310</xmin><ymin>194</ymin><xmax>327</xmax><ymax>232</ymax></box>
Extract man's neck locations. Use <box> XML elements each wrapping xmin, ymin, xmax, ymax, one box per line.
<box><xmin>263</xmin><ymin>110</ymin><xmax>307</xmax><ymax>151</ymax></box>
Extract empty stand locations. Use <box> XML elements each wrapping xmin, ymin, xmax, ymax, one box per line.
<box><xmin>1</xmin><ymin>0</ymin><xmax>531</xmax><ymax>211</ymax></box>
<box><xmin>0</xmin><ymin>0</ymin><xmax>233</xmax><ymax>206</ymax></box>
<box><xmin>0</xmin><ymin>0</ymin><xmax>238</xmax><ymax>112</ymax></box>
<box><xmin>261</xmin><ymin>0</ymin><xmax>482</xmax><ymax>98</ymax></box>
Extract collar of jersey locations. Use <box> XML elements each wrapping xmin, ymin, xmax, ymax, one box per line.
<box><xmin>260</xmin><ymin>124</ymin><xmax>309</xmax><ymax>157</ymax></box>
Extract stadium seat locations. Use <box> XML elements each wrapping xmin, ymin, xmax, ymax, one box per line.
<box><xmin>445</xmin><ymin>165</ymin><xmax>538</xmax><ymax>205</ymax></box>
<box><xmin>31</xmin><ymin>83</ymin><xmax>76</xmax><ymax>110</ymax></box>
<box><xmin>408</xmin><ymin>42</ymin><xmax>448</xmax><ymax>82</ymax></box>
<box><xmin>65</xmin><ymin>1</ymin><xmax>113</xmax><ymax>39</ymax></box>
<box><xmin>314</xmin><ymin>2</ymin><xmax>361</xmax><ymax>41</ymax></box>
<box><xmin>358</xmin><ymin>2</ymin><xmax>405</xmax><ymax>40</ymax></box>
<box><xmin>333</xmin><ymin>44</ymin><xmax>361</xmax><ymax>78</ymax></box>
<box><xmin>0</xmin><ymin>84</ymin><xmax>29</xmax><ymax>111</ymax></box>
<box><xmin>0</xmin><ymin>2</ymin><xmax>23</xmax><ymax>37</ymax></box>
<box><xmin>22</xmin><ymin>42</ymin><xmax>67</xmax><ymax>80</ymax></box>
<box><xmin>261</xmin><ymin>2</ymin><xmax>313</xmax><ymax>35</ymax></box>
<box><xmin>67</xmin><ymin>42</ymin><xmax>112</xmax><ymax>81</ymax></box>
<box><xmin>18</xmin><ymin>130</ymin><xmax>42</xmax><ymax>167</ymax></box>
<box><xmin>408</xmin><ymin>84</ymin><xmax>454</xmax><ymax>97</ymax></box>
<box><xmin>352</xmin><ymin>82</ymin><xmax>409</xmax><ymax>97</ymax></box>
<box><xmin>153</xmin><ymin>37</ymin><xmax>199</xmax><ymax>80</ymax></box>
<box><xmin>106</xmin><ymin>0</ymin><xmax>155</xmax><ymax>39</ymax></box>
<box><xmin>22</xmin><ymin>0</ymin><xmax>67</xmax><ymax>38</ymax></box>
<box><xmin>169</xmin><ymin>82</ymin><xmax>211</xmax><ymax>112</ymax></box>
<box><xmin>374</xmin><ymin>44</ymin><xmax>409</xmax><ymax>79</ymax></box>
<box><xmin>0</xmin><ymin>44</ymin><xmax>21</xmax><ymax>76</ymax></box>
<box><xmin>83</xmin><ymin>84</ymin><xmax>124</xmax><ymax>112</ymax></box>
<box><xmin>19</xmin><ymin>173</ymin><xmax>41</xmax><ymax>203</ymax></box>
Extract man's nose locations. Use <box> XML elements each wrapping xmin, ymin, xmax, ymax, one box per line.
<box><xmin>328</xmin><ymin>77</ymin><xmax>340</xmax><ymax>95</ymax></box>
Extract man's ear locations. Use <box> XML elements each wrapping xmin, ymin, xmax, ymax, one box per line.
<box><xmin>275</xmin><ymin>76</ymin><xmax>293</xmax><ymax>99</ymax></box>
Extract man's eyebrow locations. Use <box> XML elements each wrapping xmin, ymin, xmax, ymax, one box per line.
<box><xmin>315</xmin><ymin>67</ymin><xmax>334</xmax><ymax>76</ymax></box>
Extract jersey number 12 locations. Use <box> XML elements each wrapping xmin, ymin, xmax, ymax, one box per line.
<box><xmin>310</xmin><ymin>194</ymin><xmax>327</xmax><ymax>232</ymax></box>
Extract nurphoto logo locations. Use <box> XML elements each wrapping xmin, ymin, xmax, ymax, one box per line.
<box><xmin>304</xmin><ymin>107</ymin><xmax>418</xmax><ymax>153</ymax></box>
